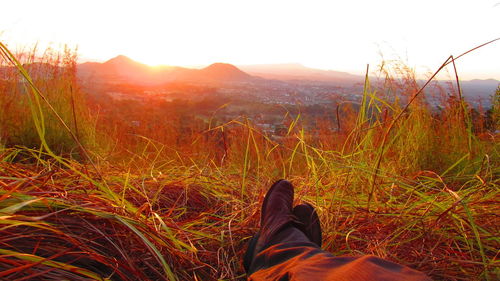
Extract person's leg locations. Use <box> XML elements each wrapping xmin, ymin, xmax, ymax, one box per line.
<box><xmin>245</xmin><ymin>225</ymin><xmax>317</xmax><ymax>275</ymax></box>
<box><xmin>244</xmin><ymin>180</ymin><xmax>319</xmax><ymax>274</ymax></box>
<box><xmin>243</xmin><ymin>179</ymin><xmax>299</xmax><ymax>272</ymax></box>
<box><xmin>252</xmin><ymin>180</ymin><xmax>295</xmax><ymax>254</ymax></box>
<box><xmin>244</xmin><ymin>180</ymin><xmax>432</xmax><ymax>281</ymax></box>
<box><xmin>292</xmin><ymin>203</ymin><xmax>322</xmax><ymax>247</ymax></box>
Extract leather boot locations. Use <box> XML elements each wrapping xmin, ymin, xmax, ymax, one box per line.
<box><xmin>244</xmin><ymin>179</ymin><xmax>295</xmax><ymax>271</ymax></box>
<box><xmin>292</xmin><ymin>203</ymin><xmax>322</xmax><ymax>247</ymax></box>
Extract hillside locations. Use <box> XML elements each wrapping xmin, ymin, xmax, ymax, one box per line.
<box><xmin>77</xmin><ymin>57</ymin><xmax>499</xmax><ymax>101</ymax></box>
<box><xmin>238</xmin><ymin>63</ymin><xmax>363</xmax><ymax>84</ymax></box>
<box><xmin>77</xmin><ymin>56</ymin><xmax>256</xmax><ymax>85</ymax></box>
<box><xmin>194</xmin><ymin>63</ymin><xmax>254</xmax><ymax>82</ymax></box>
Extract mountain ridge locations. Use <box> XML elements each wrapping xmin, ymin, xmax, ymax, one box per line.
<box><xmin>75</xmin><ymin>55</ymin><xmax>499</xmax><ymax>89</ymax></box>
<box><xmin>77</xmin><ymin>56</ymin><xmax>256</xmax><ymax>85</ymax></box>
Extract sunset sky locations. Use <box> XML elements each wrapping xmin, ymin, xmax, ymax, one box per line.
<box><xmin>1</xmin><ymin>0</ymin><xmax>499</xmax><ymax>80</ymax></box>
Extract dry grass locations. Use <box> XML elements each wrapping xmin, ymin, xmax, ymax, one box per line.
<box><xmin>1</xmin><ymin>154</ymin><xmax>498</xmax><ymax>280</ymax></box>
<box><xmin>0</xmin><ymin>41</ymin><xmax>499</xmax><ymax>280</ymax></box>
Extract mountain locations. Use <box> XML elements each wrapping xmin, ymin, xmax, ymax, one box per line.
<box><xmin>238</xmin><ymin>63</ymin><xmax>363</xmax><ymax>84</ymax></box>
<box><xmin>73</xmin><ymin>56</ymin><xmax>500</xmax><ymax>99</ymax></box>
<box><xmin>459</xmin><ymin>79</ymin><xmax>499</xmax><ymax>102</ymax></box>
<box><xmin>172</xmin><ymin>63</ymin><xmax>254</xmax><ymax>83</ymax></box>
<box><xmin>199</xmin><ymin>63</ymin><xmax>253</xmax><ymax>81</ymax></box>
<box><xmin>77</xmin><ymin>56</ymin><xmax>255</xmax><ymax>85</ymax></box>
<box><xmin>78</xmin><ymin>56</ymin><xmax>183</xmax><ymax>84</ymax></box>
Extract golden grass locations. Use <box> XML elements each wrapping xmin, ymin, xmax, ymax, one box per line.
<box><xmin>0</xmin><ymin>41</ymin><xmax>499</xmax><ymax>280</ymax></box>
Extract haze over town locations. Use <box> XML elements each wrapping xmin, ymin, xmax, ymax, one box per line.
<box><xmin>1</xmin><ymin>0</ymin><xmax>499</xmax><ymax>80</ymax></box>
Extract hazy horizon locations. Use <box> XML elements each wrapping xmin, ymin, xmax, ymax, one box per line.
<box><xmin>1</xmin><ymin>0</ymin><xmax>499</xmax><ymax>80</ymax></box>
<box><xmin>72</xmin><ymin>54</ymin><xmax>498</xmax><ymax>82</ymax></box>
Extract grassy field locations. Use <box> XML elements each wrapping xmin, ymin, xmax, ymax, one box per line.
<box><xmin>0</xmin><ymin>42</ymin><xmax>499</xmax><ymax>281</ymax></box>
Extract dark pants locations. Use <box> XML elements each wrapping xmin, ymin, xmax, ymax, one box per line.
<box><xmin>246</xmin><ymin>225</ymin><xmax>431</xmax><ymax>281</ymax></box>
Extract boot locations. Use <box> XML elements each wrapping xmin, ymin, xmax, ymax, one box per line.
<box><xmin>243</xmin><ymin>180</ymin><xmax>295</xmax><ymax>272</ymax></box>
<box><xmin>292</xmin><ymin>203</ymin><xmax>322</xmax><ymax>247</ymax></box>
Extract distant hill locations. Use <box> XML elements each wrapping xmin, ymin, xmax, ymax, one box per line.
<box><xmin>457</xmin><ymin>79</ymin><xmax>499</xmax><ymax>106</ymax></box>
<box><xmin>77</xmin><ymin>57</ymin><xmax>365</xmax><ymax>86</ymax></box>
<box><xmin>238</xmin><ymin>63</ymin><xmax>364</xmax><ymax>84</ymax></box>
<box><xmin>77</xmin><ymin>56</ymin><xmax>256</xmax><ymax>85</ymax></box>
<box><xmin>425</xmin><ymin>79</ymin><xmax>499</xmax><ymax>102</ymax></box>
<box><xmin>199</xmin><ymin>63</ymin><xmax>254</xmax><ymax>81</ymax></box>
<box><xmin>16</xmin><ymin>56</ymin><xmax>497</xmax><ymax>100</ymax></box>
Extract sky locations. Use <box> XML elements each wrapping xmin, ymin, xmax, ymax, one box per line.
<box><xmin>1</xmin><ymin>0</ymin><xmax>499</xmax><ymax>80</ymax></box>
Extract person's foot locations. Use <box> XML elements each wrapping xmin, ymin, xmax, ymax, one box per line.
<box><xmin>259</xmin><ymin>179</ymin><xmax>295</xmax><ymax>245</ymax></box>
<box><xmin>292</xmin><ymin>203</ymin><xmax>322</xmax><ymax>247</ymax></box>
<box><xmin>244</xmin><ymin>179</ymin><xmax>295</xmax><ymax>272</ymax></box>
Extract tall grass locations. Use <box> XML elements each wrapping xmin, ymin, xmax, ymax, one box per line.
<box><xmin>0</xmin><ymin>41</ymin><xmax>499</xmax><ymax>280</ymax></box>
<box><xmin>0</xmin><ymin>45</ymin><xmax>99</xmax><ymax>159</ymax></box>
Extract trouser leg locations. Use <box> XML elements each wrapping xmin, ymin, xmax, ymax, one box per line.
<box><xmin>246</xmin><ymin>225</ymin><xmax>317</xmax><ymax>275</ymax></box>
